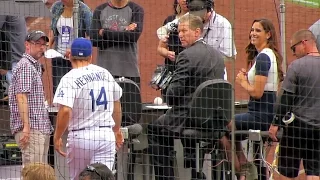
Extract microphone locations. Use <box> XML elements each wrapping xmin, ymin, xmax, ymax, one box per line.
<box><xmin>120</xmin><ymin>124</ymin><xmax>142</xmax><ymax>140</ymax></box>
<box><xmin>126</xmin><ymin>124</ymin><xmax>143</xmax><ymax>135</ymax></box>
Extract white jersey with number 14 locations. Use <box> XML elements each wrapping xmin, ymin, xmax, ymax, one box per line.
<box><xmin>53</xmin><ymin>64</ymin><xmax>122</xmax><ymax>131</ymax></box>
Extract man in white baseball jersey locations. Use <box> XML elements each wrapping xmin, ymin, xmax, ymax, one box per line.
<box><xmin>53</xmin><ymin>38</ymin><xmax>123</xmax><ymax>180</ymax></box>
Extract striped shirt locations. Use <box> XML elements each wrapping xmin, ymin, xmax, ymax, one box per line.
<box><xmin>9</xmin><ymin>53</ymin><xmax>52</xmax><ymax>135</ymax></box>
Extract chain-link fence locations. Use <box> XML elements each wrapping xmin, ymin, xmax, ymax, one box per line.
<box><xmin>0</xmin><ymin>0</ymin><xmax>319</xmax><ymax>179</ymax></box>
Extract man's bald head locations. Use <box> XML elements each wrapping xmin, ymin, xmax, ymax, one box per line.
<box><xmin>292</xmin><ymin>29</ymin><xmax>316</xmax><ymax>43</ymax></box>
<box><xmin>291</xmin><ymin>29</ymin><xmax>319</xmax><ymax>58</ymax></box>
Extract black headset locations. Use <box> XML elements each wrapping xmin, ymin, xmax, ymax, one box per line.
<box><xmin>186</xmin><ymin>0</ymin><xmax>214</xmax><ymax>12</ymax></box>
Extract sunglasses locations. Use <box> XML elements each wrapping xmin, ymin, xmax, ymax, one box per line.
<box><xmin>290</xmin><ymin>40</ymin><xmax>307</xmax><ymax>53</ymax></box>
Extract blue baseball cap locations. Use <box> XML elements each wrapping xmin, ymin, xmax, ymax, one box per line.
<box><xmin>71</xmin><ymin>38</ymin><xmax>92</xmax><ymax>57</ymax></box>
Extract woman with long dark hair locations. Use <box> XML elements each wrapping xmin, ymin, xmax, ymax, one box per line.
<box><xmin>229</xmin><ymin>18</ymin><xmax>283</xmax><ymax>180</ymax></box>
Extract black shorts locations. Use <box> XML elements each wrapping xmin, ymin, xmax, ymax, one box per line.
<box><xmin>278</xmin><ymin>119</ymin><xmax>320</xmax><ymax>178</ymax></box>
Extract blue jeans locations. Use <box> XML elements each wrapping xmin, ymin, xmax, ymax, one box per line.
<box><xmin>235</xmin><ymin>112</ymin><xmax>271</xmax><ymax>131</ymax></box>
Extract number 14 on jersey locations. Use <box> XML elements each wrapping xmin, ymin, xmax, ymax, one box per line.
<box><xmin>89</xmin><ymin>87</ymin><xmax>108</xmax><ymax>112</ymax></box>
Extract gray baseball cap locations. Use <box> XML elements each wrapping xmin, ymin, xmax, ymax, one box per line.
<box><xmin>189</xmin><ymin>0</ymin><xmax>210</xmax><ymax>18</ymax></box>
<box><xmin>25</xmin><ymin>30</ymin><xmax>49</xmax><ymax>42</ymax></box>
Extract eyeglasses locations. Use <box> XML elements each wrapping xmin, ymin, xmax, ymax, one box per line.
<box><xmin>290</xmin><ymin>40</ymin><xmax>307</xmax><ymax>53</ymax></box>
<box><xmin>29</xmin><ymin>41</ymin><xmax>49</xmax><ymax>48</ymax></box>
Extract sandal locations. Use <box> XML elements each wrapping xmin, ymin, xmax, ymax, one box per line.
<box><xmin>237</xmin><ymin>162</ymin><xmax>258</xmax><ymax>180</ymax></box>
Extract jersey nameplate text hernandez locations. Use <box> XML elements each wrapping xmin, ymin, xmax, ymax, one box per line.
<box><xmin>74</xmin><ymin>71</ymin><xmax>107</xmax><ymax>88</ymax></box>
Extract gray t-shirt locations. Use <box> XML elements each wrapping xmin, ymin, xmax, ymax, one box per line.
<box><xmin>91</xmin><ymin>2</ymin><xmax>144</xmax><ymax>77</ymax></box>
<box><xmin>282</xmin><ymin>55</ymin><xmax>320</xmax><ymax>127</ymax></box>
<box><xmin>309</xmin><ymin>19</ymin><xmax>320</xmax><ymax>51</ymax></box>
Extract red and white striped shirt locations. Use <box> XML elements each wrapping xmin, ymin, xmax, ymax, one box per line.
<box><xmin>9</xmin><ymin>53</ymin><xmax>52</xmax><ymax>135</ymax></box>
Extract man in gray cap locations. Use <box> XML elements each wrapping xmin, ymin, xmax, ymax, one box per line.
<box><xmin>188</xmin><ymin>0</ymin><xmax>237</xmax><ymax>80</ymax></box>
<box><xmin>9</xmin><ymin>30</ymin><xmax>52</xmax><ymax>166</ymax></box>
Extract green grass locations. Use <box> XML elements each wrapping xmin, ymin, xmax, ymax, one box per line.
<box><xmin>288</xmin><ymin>0</ymin><xmax>320</xmax><ymax>8</ymax></box>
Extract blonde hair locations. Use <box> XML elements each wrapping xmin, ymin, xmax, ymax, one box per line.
<box><xmin>178</xmin><ymin>14</ymin><xmax>204</xmax><ymax>32</ymax></box>
<box><xmin>21</xmin><ymin>162</ymin><xmax>56</xmax><ymax>180</ymax></box>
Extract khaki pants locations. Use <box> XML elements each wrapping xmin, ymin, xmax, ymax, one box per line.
<box><xmin>15</xmin><ymin>129</ymin><xmax>50</xmax><ymax>166</ymax></box>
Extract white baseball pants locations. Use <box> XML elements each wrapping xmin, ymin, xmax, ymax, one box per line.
<box><xmin>66</xmin><ymin>127</ymin><xmax>116</xmax><ymax>180</ymax></box>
